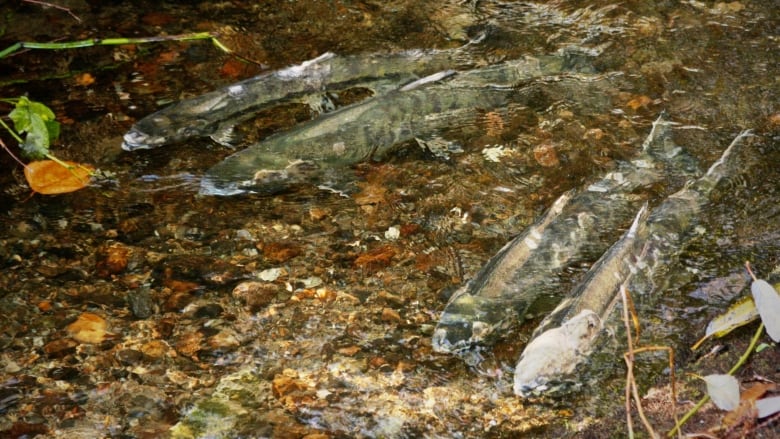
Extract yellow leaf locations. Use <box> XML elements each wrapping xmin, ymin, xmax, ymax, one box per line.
<box><xmin>626</xmin><ymin>95</ymin><xmax>652</xmax><ymax>110</ymax></box>
<box><xmin>692</xmin><ymin>296</ymin><xmax>759</xmax><ymax>350</ymax></box>
<box><xmin>24</xmin><ymin>160</ymin><xmax>94</xmax><ymax>194</ymax></box>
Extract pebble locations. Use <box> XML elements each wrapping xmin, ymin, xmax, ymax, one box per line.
<box><xmin>233</xmin><ymin>281</ymin><xmax>280</xmax><ymax>311</ymax></box>
<box><xmin>381</xmin><ymin>307</ymin><xmax>401</xmax><ymax>322</ymax></box>
<box><xmin>533</xmin><ymin>142</ymin><xmax>560</xmax><ymax>167</ymax></box>
<box><xmin>126</xmin><ymin>286</ymin><xmax>154</xmax><ymax>319</ymax></box>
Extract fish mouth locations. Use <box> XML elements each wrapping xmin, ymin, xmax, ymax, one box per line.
<box><xmin>431</xmin><ymin>319</ymin><xmax>493</xmax><ymax>354</ymax></box>
<box><xmin>121</xmin><ymin>129</ymin><xmax>165</xmax><ymax>151</ymax></box>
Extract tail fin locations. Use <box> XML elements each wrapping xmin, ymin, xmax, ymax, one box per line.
<box><xmin>641</xmin><ymin>112</ymin><xmax>700</xmax><ymax>178</ymax></box>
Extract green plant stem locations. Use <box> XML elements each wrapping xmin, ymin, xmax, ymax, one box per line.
<box><xmin>0</xmin><ymin>32</ymin><xmax>212</xmax><ymax>58</ymax></box>
<box><xmin>667</xmin><ymin>322</ymin><xmax>765</xmax><ymax>437</ymax></box>
<box><xmin>0</xmin><ymin>118</ymin><xmax>23</xmax><ymax>143</ymax></box>
<box><xmin>0</xmin><ymin>32</ymin><xmax>263</xmax><ymax>66</ymax></box>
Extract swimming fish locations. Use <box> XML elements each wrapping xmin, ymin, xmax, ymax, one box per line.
<box><xmin>513</xmin><ymin>204</ymin><xmax>650</xmax><ymax>395</ymax></box>
<box><xmin>431</xmin><ymin>114</ymin><xmax>697</xmax><ymax>355</ymax></box>
<box><xmin>198</xmin><ymin>59</ymin><xmax>608</xmax><ymax>195</ymax></box>
<box><xmin>513</xmin><ymin>129</ymin><xmax>753</xmax><ymax>396</ymax></box>
<box><xmin>121</xmin><ymin>50</ymin><xmax>461</xmax><ymax>150</ymax></box>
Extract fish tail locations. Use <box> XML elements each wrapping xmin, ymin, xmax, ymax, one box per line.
<box><xmin>641</xmin><ymin>112</ymin><xmax>700</xmax><ymax>177</ymax></box>
<box><xmin>704</xmin><ymin>130</ymin><xmax>753</xmax><ymax>180</ymax></box>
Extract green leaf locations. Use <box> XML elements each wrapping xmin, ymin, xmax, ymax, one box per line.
<box><xmin>27</xmin><ymin>99</ymin><xmax>56</xmax><ymax>122</ymax></box>
<box><xmin>45</xmin><ymin>119</ymin><xmax>60</xmax><ymax>141</ymax></box>
<box><xmin>8</xmin><ymin>96</ymin><xmax>60</xmax><ymax>160</ymax></box>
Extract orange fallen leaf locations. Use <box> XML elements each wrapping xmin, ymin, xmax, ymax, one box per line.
<box><xmin>74</xmin><ymin>73</ymin><xmax>95</xmax><ymax>86</ymax></box>
<box><xmin>723</xmin><ymin>382</ymin><xmax>777</xmax><ymax>428</ymax></box>
<box><xmin>66</xmin><ymin>312</ymin><xmax>109</xmax><ymax>344</ymax></box>
<box><xmin>354</xmin><ymin>244</ymin><xmax>396</xmax><ymax>271</ymax></box>
<box><xmin>24</xmin><ymin>160</ymin><xmax>94</xmax><ymax>194</ymax></box>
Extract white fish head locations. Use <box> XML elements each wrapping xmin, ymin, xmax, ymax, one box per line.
<box><xmin>513</xmin><ymin>309</ymin><xmax>602</xmax><ymax>397</ymax></box>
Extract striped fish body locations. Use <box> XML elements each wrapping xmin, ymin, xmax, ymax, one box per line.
<box><xmin>199</xmin><ymin>83</ymin><xmax>513</xmax><ymax>195</ymax></box>
<box><xmin>513</xmin><ymin>130</ymin><xmax>752</xmax><ymax>396</ymax></box>
<box><xmin>432</xmin><ymin>114</ymin><xmax>696</xmax><ymax>355</ymax></box>
<box><xmin>198</xmin><ymin>58</ymin><xmax>603</xmax><ymax>196</ymax></box>
<box><xmin>122</xmin><ymin>49</ymin><xmax>469</xmax><ymax>150</ymax></box>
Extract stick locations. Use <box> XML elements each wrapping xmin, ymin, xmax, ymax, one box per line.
<box><xmin>621</xmin><ymin>285</ymin><xmax>660</xmax><ymax>438</ymax></box>
<box><xmin>23</xmin><ymin>0</ymin><xmax>81</xmax><ymax>23</ymax></box>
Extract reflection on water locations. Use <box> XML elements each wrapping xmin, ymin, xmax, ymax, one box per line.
<box><xmin>0</xmin><ymin>0</ymin><xmax>777</xmax><ymax>437</ymax></box>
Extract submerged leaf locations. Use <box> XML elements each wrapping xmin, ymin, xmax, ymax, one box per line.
<box><xmin>66</xmin><ymin>312</ymin><xmax>109</xmax><ymax>344</ymax></box>
<box><xmin>24</xmin><ymin>160</ymin><xmax>94</xmax><ymax>194</ymax></box>
<box><xmin>693</xmin><ymin>296</ymin><xmax>759</xmax><ymax>350</ymax></box>
<box><xmin>750</xmin><ymin>279</ymin><xmax>780</xmax><ymax>342</ymax></box>
<box><xmin>703</xmin><ymin>374</ymin><xmax>740</xmax><ymax>411</ymax></box>
<box><xmin>756</xmin><ymin>396</ymin><xmax>780</xmax><ymax>418</ymax></box>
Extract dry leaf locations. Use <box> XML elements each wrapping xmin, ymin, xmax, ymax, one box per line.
<box><xmin>74</xmin><ymin>73</ymin><xmax>95</xmax><ymax>86</ymax></box>
<box><xmin>722</xmin><ymin>382</ymin><xmax>776</xmax><ymax>427</ymax></box>
<box><xmin>354</xmin><ymin>245</ymin><xmax>396</xmax><ymax>271</ymax></box>
<box><xmin>24</xmin><ymin>160</ymin><xmax>93</xmax><ymax>194</ymax></box>
<box><xmin>626</xmin><ymin>95</ymin><xmax>652</xmax><ymax>110</ymax></box>
<box><xmin>66</xmin><ymin>312</ymin><xmax>109</xmax><ymax>344</ymax></box>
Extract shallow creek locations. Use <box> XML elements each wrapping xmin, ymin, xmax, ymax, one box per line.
<box><xmin>0</xmin><ymin>1</ymin><xmax>778</xmax><ymax>437</ymax></box>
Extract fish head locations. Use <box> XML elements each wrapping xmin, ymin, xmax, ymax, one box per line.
<box><xmin>122</xmin><ymin>114</ymin><xmax>214</xmax><ymax>150</ymax></box>
<box><xmin>513</xmin><ymin>309</ymin><xmax>601</xmax><ymax>397</ymax></box>
<box><xmin>431</xmin><ymin>290</ymin><xmax>516</xmax><ymax>355</ymax></box>
<box><xmin>431</xmin><ymin>319</ymin><xmax>496</xmax><ymax>355</ymax></box>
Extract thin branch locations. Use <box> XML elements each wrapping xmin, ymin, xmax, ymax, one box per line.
<box><xmin>22</xmin><ymin>0</ymin><xmax>81</xmax><ymax>23</ymax></box>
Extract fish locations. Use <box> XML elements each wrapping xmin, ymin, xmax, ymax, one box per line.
<box><xmin>513</xmin><ymin>129</ymin><xmax>753</xmax><ymax>396</ymax></box>
<box><xmin>120</xmin><ymin>29</ymin><xmax>606</xmax><ymax>152</ymax></box>
<box><xmin>513</xmin><ymin>203</ymin><xmax>649</xmax><ymax>395</ymax></box>
<box><xmin>526</xmin><ymin>203</ymin><xmax>650</xmax><ymax>341</ymax></box>
<box><xmin>198</xmin><ymin>59</ymin><xmax>610</xmax><ymax>196</ymax></box>
<box><xmin>431</xmin><ymin>114</ymin><xmax>698</xmax><ymax>356</ymax></box>
<box><xmin>120</xmin><ymin>43</ymin><xmax>495</xmax><ymax>151</ymax></box>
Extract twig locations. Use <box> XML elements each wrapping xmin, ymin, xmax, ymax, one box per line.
<box><xmin>745</xmin><ymin>261</ymin><xmax>757</xmax><ymax>281</ymax></box>
<box><xmin>23</xmin><ymin>0</ymin><xmax>81</xmax><ymax>23</ymax></box>
<box><xmin>629</xmin><ymin>346</ymin><xmax>680</xmax><ymax>439</ymax></box>
<box><xmin>621</xmin><ymin>285</ymin><xmax>660</xmax><ymax>438</ymax></box>
<box><xmin>0</xmin><ymin>137</ymin><xmax>27</xmax><ymax>168</ymax></box>
<box><xmin>622</xmin><ymin>285</ymin><xmax>637</xmax><ymax>439</ymax></box>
